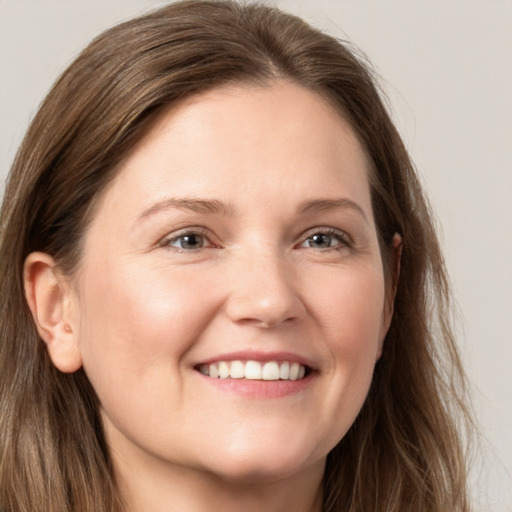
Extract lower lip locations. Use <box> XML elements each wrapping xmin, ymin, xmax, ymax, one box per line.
<box><xmin>197</xmin><ymin>372</ymin><xmax>314</xmax><ymax>398</ymax></box>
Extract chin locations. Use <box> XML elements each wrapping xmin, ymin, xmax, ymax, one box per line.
<box><xmin>198</xmin><ymin>441</ymin><xmax>325</xmax><ymax>485</ymax></box>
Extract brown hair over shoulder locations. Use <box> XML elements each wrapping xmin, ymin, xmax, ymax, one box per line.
<box><xmin>0</xmin><ymin>1</ymin><xmax>473</xmax><ymax>511</ymax></box>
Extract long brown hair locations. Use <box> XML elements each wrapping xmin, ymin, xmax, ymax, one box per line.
<box><xmin>0</xmin><ymin>1</ymin><xmax>472</xmax><ymax>510</ymax></box>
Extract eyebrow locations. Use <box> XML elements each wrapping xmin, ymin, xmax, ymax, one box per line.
<box><xmin>137</xmin><ymin>197</ymin><xmax>236</xmax><ymax>222</ymax></box>
<box><xmin>296</xmin><ymin>198</ymin><xmax>369</xmax><ymax>224</ymax></box>
<box><xmin>136</xmin><ymin>196</ymin><xmax>368</xmax><ymax>224</ymax></box>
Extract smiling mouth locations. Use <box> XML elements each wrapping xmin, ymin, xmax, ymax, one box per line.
<box><xmin>196</xmin><ymin>360</ymin><xmax>308</xmax><ymax>381</ymax></box>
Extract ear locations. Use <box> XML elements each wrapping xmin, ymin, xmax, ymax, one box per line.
<box><xmin>24</xmin><ymin>252</ymin><xmax>82</xmax><ymax>373</ymax></box>
<box><xmin>376</xmin><ymin>233</ymin><xmax>403</xmax><ymax>360</ymax></box>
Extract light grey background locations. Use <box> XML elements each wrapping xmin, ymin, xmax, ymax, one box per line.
<box><xmin>1</xmin><ymin>1</ymin><xmax>511</xmax><ymax>509</ymax></box>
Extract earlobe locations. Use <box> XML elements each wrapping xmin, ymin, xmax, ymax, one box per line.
<box><xmin>24</xmin><ymin>252</ymin><xmax>82</xmax><ymax>373</ymax></box>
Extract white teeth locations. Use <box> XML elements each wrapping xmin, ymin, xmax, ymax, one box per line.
<box><xmin>279</xmin><ymin>361</ymin><xmax>290</xmax><ymax>379</ymax></box>
<box><xmin>209</xmin><ymin>363</ymin><xmax>219</xmax><ymax>379</ymax></box>
<box><xmin>262</xmin><ymin>361</ymin><xmax>280</xmax><ymax>380</ymax></box>
<box><xmin>199</xmin><ymin>360</ymin><xmax>308</xmax><ymax>381</ymax></box>
<box><xmin>230</xmin><ymin>360</ymin><xmax>245</xmax><ymax>379</ymax></box>
<box><xmin>289</xmin><ymin>362</ymin><xmax>300</xmax><ymax>380</ymax></box>
<box><xmin>218</xmin><ymin>361</ymin><xmax>230</xmax><ymax>379</ymax></box>
<box><xmin>245</xmin><ymin>360</ymin><xmax>262</xmax><ymax>380</ymax></box>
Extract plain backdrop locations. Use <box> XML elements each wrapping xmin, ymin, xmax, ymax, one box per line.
<box><xmin>1</xmin><ymin>1</ymin><xmax>511</xmax><ymax>510</ymax></box>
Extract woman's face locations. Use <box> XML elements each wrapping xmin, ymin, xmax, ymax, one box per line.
<box><xmin>69</xmin><ymin>81</ymin><xmax>392</xmax><ymax>483</ymax></box>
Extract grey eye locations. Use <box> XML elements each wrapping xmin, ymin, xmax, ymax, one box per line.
<box><xmin>302</xmin><ymin>233</ymin><xmax>341</xmax><ymax>249</ymax></box>
<box><xmin>169</xmin><ymin>233</ymin><xmax>207</xmax><ymax>250</ymax></box>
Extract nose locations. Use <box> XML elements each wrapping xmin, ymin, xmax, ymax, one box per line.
<box><xmin>224</xmin><ymin>249</ymin><xmax>306</xmax><ymax>328</ymax></box>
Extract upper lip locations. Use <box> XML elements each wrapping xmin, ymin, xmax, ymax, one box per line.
<box><xmin>196</xmin><ymin>350</ymin><xmax>317</xmax><ymax>370</ymax></box>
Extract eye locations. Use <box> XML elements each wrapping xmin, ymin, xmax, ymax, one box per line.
<box><xmin>299</xmin><ymin>229</ymin><xmax>351</xmax><ymax>250</ymax></box>
<box><xmin>162</xmin><ymin>230</ymin><xmax>214</xmax><ymax>251</ymax></box>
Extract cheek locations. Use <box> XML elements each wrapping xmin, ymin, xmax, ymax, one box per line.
<box><xmin>75</xmin><ymin>260</ymin><xmax>222</xmax><ymax>389</ymax></box>
<box><xmin>308</xmin><ymin>263</ymin><xmax>386</xmax><ymax>427</ymax></box>
<box><xmin>334</xmin><ymin>273</ymin><xmax>385</xmax><ymax>378</ymax></box>
<box><xmin>312</xmin><ymin>261</ymin><xmax>386</xmax><ymax>350</ymax></box>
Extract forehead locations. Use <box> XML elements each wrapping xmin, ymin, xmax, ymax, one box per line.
<box><xmin>89</xmin><ymin>81</ymin><xmax>372</xmax><ymax>225</ymax></box>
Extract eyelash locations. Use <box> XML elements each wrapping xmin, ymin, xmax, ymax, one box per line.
<box><xmin>297</xmin><ymin>227</ymin><xmax>352</xmax><ymax>251</ymax></box>
<box><xmin>160</xmin><ymin>227</ymin><xmax>215</xmax><ymax>252</ymax></box>
<box><xmin>160</xmin><ymin>227</ymin><xmax>352</xmax><ymax>252</ymax></box>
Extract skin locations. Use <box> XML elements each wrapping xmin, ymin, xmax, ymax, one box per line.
<box><xmin>25</xmin><ymin>81</ymin><xmax>398</xmax><ymax>512</ymax></box>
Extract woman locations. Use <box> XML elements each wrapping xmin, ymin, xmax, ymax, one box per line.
<box><xmin>0</xmin><ymin>1</ymin><xmax>473</xmax><ymax>511</ymax></box>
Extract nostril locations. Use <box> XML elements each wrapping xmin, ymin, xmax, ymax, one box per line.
<box><xmin>225</xmin><ymin>294</ymin><xmax>305</xmax><ymax>329</ymax></box>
